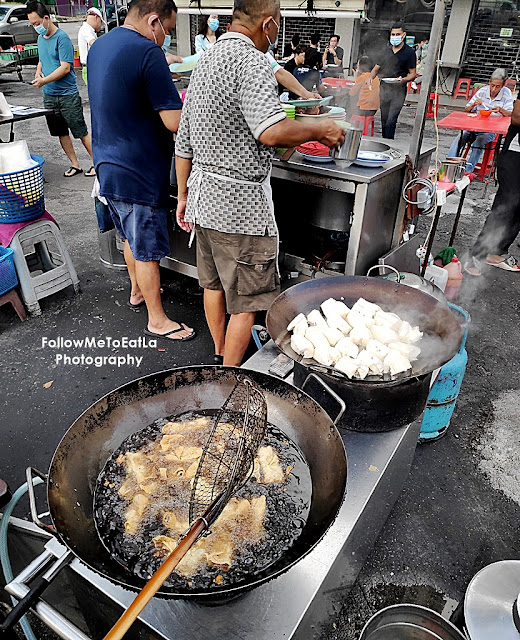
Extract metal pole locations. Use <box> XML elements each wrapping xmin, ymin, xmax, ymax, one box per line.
<box><xmin>407</xmin><ymin>0</ymin><xmax>446</xmax><ymax>171</ymax></box>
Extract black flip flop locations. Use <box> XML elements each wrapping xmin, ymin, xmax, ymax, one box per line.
<box><xmin>85</xmin><ymin>166</ymin><xmax>96</xmax><ymax>177</ymax></box>
<box><xmin>144</xmin><ymin>324</ymin><xmax>196</xmax><ymax>342</ymax></box>
<box><xmin>127</xmin><ymin>299</ymin><xmax>145</xmax><ymax>311</ymax></box>
<box><xmin>64</xmin><ymin>166</ymin><xmax>83</xmax><ymax>177</ymax></box>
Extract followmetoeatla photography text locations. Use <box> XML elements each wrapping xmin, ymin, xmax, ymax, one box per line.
<box><xmin>42</xmin><ymin>336</ymin><xmax>158</xmax><ymax>368</ymax></box>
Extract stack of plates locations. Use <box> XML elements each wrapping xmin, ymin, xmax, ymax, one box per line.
<box><xmin>281</xmin><ymin>104</ymin><xmax>296</xmax><ymax>120</ymax></box>
<box><xmin>353</xmin><ymin>150</ymin><xmax>393</xmax><ymax>168</ymax></box>
<box><xmin>327</xmin><ymin>106</ymin><xmax>346</xmax><ymax>120</ymax></box>
<box><xmin>296</xmin><ymin>141</ymin><xmax>333</xmax><ymax>163</ymax></box>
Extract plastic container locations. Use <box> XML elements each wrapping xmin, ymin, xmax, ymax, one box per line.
<box><xmin>424</xmin><ymin>264</ymin><xmax>448</xmax><ymax>292</ymax></box>
<box><xmin>443</xmin><ymin>257</ymin><xmax>463</xmax><ymax>300</ymax></box>
<box><xmin>0</xmin><ymin>155</ymin><xmax>45</xmax><ymax>223</ymax></box>
<box><xmin>0</xmin><ymin>246</ymin><xmax>18</xmax><ymax>295</ymax></box>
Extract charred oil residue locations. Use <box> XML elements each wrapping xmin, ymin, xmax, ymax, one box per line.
<box><xmin>94</xmin><ymin>411</ymin><xmax>311</xmax><ymax>590</ymax></box>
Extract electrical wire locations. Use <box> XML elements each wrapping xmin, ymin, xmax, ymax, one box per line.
<box><xmin>0</xmin><ymin>479</ymin><xmax>44</xmax><ymax>640</ymax></box>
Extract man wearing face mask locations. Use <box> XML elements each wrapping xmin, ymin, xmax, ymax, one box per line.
<box><xmin>368</xmin><ymin>22</ymin><xmax>417</xmax><ymax>139</ymax></box>
<box><xmin>175</xmin><ymin>0</ymin><xmax>344</xmax><ymax>367</ymax></box>
<box><xmin>87</xmin><ymin>0</ymin><xmax>196</xmax><ymax>343</ymax></box>
<box><xmin>27</xmin><ymin>1</ymin><xmax>95</xmax><ymax>177</ymax></box>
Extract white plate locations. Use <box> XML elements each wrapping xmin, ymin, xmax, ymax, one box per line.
<box><xmin>357</xmin><ymin>151</ymin><xmax>393</xmax><ymax>162</ymax></box>
<box><xmin>301</xmin><ymin>153</ymin><xmax>334</xmax><ymax>163</ymax></box>
<box><xmin>354</xmin><ymin>157</ymin><xmax>392</xmax><ymax>168</ymax></box>
<box><xmin>381</xmin><ymin>77</ymin><xmax>401</xmax><ymax>84</ymax></box>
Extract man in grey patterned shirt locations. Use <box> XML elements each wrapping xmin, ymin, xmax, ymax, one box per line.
<box><xmin>176</xmin><ymin>0</ymin><xmax>344</xmax><ymax>366</ymax></box>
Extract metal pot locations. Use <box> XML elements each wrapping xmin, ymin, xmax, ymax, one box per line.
<box><xmin>438</xmin><ymin>160</ymin><xmax>465</xmax><ymax>183</ymax></box>
<box><xmin>370</xmin><ymin>265</ymin><xmax>447</xmax><ymax>304</ymax></box>
<box><xmin>359</xmin><ymin>140</ymin><xmax>391</xmax><ymax>154</ymax></box>
<box><xmin>360</xmin><ymin>604</ymin><xmax>466</xmax><ymax>640</ymax></box>
<box><xmin>332</xmin><ymin>123</ymin><xmax>363</xmax><ymax>163</ymax></box>
<box><xmin>27</xmin><ymin>366</ymin><xmax>347</xmax><ymax>599</ymax></box>
<box><xmin>266</xmin><ymin>276</ymin><xmax>463</xmax><ymax>432</ymax></box>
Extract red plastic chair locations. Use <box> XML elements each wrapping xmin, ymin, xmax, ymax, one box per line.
<box><xmin>350</xmin><ymin>114</ymin><xmax>375</xmax><ymax>136</ymax></box>
<box><xmin>407</xmin><ymin>80</ymin><xmax>421</xmax><ymax>94</ymax></box>
<box><xmin>505</xmin><ymin>78</ymin><xmax>517</xmax><ymax>92</ymax></box>
<box><xmin>462</xmin><ymin>134</ymin><xmax>498</xmax><ymax>183</ymax></box>
<box><xmin>453</xmin><ymin>78</ymin><xmax>472</xmax><ymax>100</ymax></box>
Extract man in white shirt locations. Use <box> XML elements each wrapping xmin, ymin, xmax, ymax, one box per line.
<box><xmin>447</xmin><ymin>68</ymin><xmax>513</xmax><ymax>171</ymax></box>
<box><xmin>78</xmin><ymin>7</ymin><xmax>103</xmax><ymax>85</ymax></box>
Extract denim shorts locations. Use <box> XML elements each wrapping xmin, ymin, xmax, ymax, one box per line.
<box><xmin>106</xmin><ymin>198</ymin><xmax>170</xmax><ymax>262</ymax></box>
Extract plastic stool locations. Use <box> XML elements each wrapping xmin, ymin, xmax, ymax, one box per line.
<box><xmin>350</xmin><ymin>114</ymin><xmax>375</xmax><ymax>136</ymax></box>
<box><xmin>9</xmin><ymin>219</ymin><xmax>80</xmax><ymax>316</ymax></box>
<box><xmin>0</xmin><ymin>288</ymin><xmax>26</xmax><ymax>322</ymax></box>
<box><xmin>453</xmin><ymin>78</ymin><xmax>472</xmax><ymax>100</ymax></box>
<box><xmin>505</xmin><ymin>78</ymin><xmax>517</xmax><ymax>92</ymax></box>
<box><xmin>426</xmin><ymin>93</ymin><xmax>439</xmax><ymax>118</ymax></box>
<box><xmin>407</xmin><ymin>80</ymin><xmax>421</xmax><ymax>94</ymax></box>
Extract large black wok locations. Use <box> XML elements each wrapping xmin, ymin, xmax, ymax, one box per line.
<box><xmin>267</xmin><ymin>276</ymin><xmax>464</xmax><ymax>431</ymax></box>
<box><xmin>36</xmin><ymin>366</ymin><xmax>347</xmax><ymax>598</ymax></box>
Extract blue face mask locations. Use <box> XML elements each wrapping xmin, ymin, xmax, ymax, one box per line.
<box><xmin>34</xmin><ymin>22</ymin><xmax>48</xmax><ymax>36</ymax></box>
<box><xmin>208</xmin><ymin>18</ymin><xmax>219</xmax><ymax>32</ymax></box>
<box><xmin>390</xmin><ymin>35</ymin><xmax>403</xmax><ymax>46</ymax></box>
<box><xmin>161</xmin><ymin>34</ymin><xmax>171</xmax><ymax>52</ymax></box>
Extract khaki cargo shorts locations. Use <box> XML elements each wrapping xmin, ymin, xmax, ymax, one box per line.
<box><xmin>196</xmin><ymin>226</ymin><xmax>280</xmax><ymax>315</ymax></box>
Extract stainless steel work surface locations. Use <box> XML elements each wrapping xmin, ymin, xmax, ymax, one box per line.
<box><xmin>20</xmin><ymin>342</ymin><xmax>419</xmax><ymax>640</ymax></box>
<box><xmin>273</xmin><ymin>137</ymin><xmax>434</xmax><ymax>184</ymax></box>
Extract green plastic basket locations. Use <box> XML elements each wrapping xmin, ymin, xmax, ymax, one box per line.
<box><xmin>21</xmin><ymin>46</ymin><xmax>38</xmax><ymax>59</ymax></box>
<box><xmin>0</xmin><ymin>51</ymin><xmax>18</xmax><ymax>62</ymax></box>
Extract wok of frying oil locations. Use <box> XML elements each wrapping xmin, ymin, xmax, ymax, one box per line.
<box><xmin>94</xmin><ymin>411</ymin><xmax>312</xmax><ymax>590</ymax></box>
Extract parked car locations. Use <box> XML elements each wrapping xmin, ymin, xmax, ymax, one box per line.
<box><xmin>0</xmin><ymin>4</ymin><xmax>37</xmax><ymax>46</ymax></box>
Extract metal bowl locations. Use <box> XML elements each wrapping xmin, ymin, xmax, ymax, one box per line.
<box><xmin>360</xmin><ymin>604</ymin><xmax>466</xmax><ymax>640</ymax></box>
<box><xmin>359</xmin><ymin>140</ymin><xmax>391</xmax><ymax>154</ymax></box>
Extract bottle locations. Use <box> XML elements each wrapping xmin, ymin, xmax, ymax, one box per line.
<box><xmin>424</xmin><ymin>264</ymin><xmax>448</xmax><ymax>292</ymax></box>
<box><xmin>443</xmin><ymin>257</ymin><xmax>463</xmax><ymax>300</ymax></box>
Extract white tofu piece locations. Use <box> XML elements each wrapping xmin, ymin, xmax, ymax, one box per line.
<box><xmin>371</xmin><ymin>324</ymin><xmax>400</xmax><ymax>345</ymax></box>
<box><xmin>388</xmin><ymin>342</ymin><xmax>421</xmax><ymax>362</ymax></box>
<box><xmin>313</xmin><ymin>346</ymin><xmax>334</xmax><ymax>367</ymax></box>
<box><xmin>335</xmin><ymin>356</ymin><xmax>358</xmax><ymax>378</ymax></box>
<box><xmin>334</xmin><ymin>300</ymin><xmax>350</xmax><ymax>319</ymax></box>
<box><xmin>350</xmin><ymin>324</ymin><xmax>371</xmax><ymax>347</ymax></box>
<box><xmin>321</xmin><ymin>326</ymin><xmax>344</xmax><ymax>347</ymax></box>
<box><xmin>408</xmin><ymin>326</ymin><xmax>423</xmax><ymax>343</ymax></box>
<box><xmin>326</xmin><ymin>314</ymin><xmax>352</xmax><ymax>335</ymax></box>
<box><xmin>347</xmin><ymin>309</ymin><xmax>368</xmax><ymax>329</ymax></box>
<box><xmin>397</xmin><ymin>320</ymin><xmax>413</xmax><ymax>343</ymax></box>
<box><xmin>329</xmin><ymin>346</ymin><xmax>341</xmax><ymax>365</ymax></box>
<box><xmin>336</xmin><ymin>336</ymin><xmax>359</xmax><ymax>359</ymax></box>
<box><xmin>292</xmin><ymin>318</ymin><xmax>308</xmax><ymax>336</ymax></box>
<box><xmin>383</xmin><ymin>349</ymin><xmax>412</xmax><ymax>376</ymax></box>
<box><xmin>365</xmin><ymin>339</ymin><xmax>390</xmax><ymax>360</ymax></box>
<box><xmin>356</xmin><ymin>364</ymin><xmax>370</xmax><ymax>380</ymax></box>
<box><xmin>374</xmin><ymin>309</ymin><xmax>402</xmax><ymax>331</ymax></box>
<box><xmin>369</xmin><ymin>360</ymin><xmax>384</xmax><ymax>375</ymax></box>
<box><xmin>291</xmin><ymin>334</ymin><xmax>314</xmax><ymax>358</ymax></box>
<box><xmin>351</xmin><ymin>298</ymin><xmax>380</xmax><ymax>317</ymax></box>
<box><xmin>357</xmin><ymin>349</ymin><xmax>376</xmax><ymax>367</ymax></box>
<box><xmin>321</xmin><ymin>298</ymin><xmax>340</xmax><ymax>319</ymax></box>
<box><xmin>287</xmin><ymin>313</ymin><xmax>307</xmax><ymax>332</ymax></box>
<box><xmin>307</xmin><ymin>309</ymin><xmax>328</xmax><ymax>330</ymax></box>
<box><xmin>305</xmin><ymin>326</ymin><xmax>330</xmax><ymax>351</ymax></box>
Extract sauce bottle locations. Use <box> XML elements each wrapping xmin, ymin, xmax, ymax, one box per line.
<box><xmin>443</xmin><ymin>257</ymin><xmax>463</xmax><ymax>300</ymax></box>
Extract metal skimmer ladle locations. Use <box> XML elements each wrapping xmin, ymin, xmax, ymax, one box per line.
<box><xmin>103</xmin><ymin>376</ymin><xmax>268</xmax><ymax>640</ymax></box>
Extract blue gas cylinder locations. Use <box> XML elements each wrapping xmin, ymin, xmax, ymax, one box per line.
<box><xmin>419</xmin><ymin>304</ymin><xmax>470</xmax><ymax>443</ymax></box>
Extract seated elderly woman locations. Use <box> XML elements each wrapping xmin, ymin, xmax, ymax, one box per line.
<box><xmin>447</xmin><ymin>68</ymin><xmax>514</xmax><ymax>172</ymax></box>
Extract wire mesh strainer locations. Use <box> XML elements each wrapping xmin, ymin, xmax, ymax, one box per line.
<box><xmin>189</xmin><ymin>376</ymin><xmax>268</xmax><ymax>524</ymax></box>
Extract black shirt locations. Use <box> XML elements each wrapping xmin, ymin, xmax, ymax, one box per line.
<box><xmin>284</xmin><ymin>57</ymin><xmax>297</xmax><ymax>75</ymax></box>
<box><xmin>378</xmin><ymin>43</ymin><xmax>417</xmax><ymax>91</ymax></box>
<box><xmin>305</xmin><ymin>46</ymin><xmax>322</xmax><ymax>70</ymax></box>
<box><xmin>325</xmin><ymin>45</ymin><xmax>344</xmax><ymax>66</ymax></box>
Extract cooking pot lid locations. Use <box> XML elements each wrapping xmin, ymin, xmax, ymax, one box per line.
<box><xmin>378</xmin><ymin>271</ymin><xmax>447</xmax><ymax>304</ymax></box>
<box><xmin>465</xmin><ymin>560</ymin><xmax>520</xmax><ymax>640</ymax></box>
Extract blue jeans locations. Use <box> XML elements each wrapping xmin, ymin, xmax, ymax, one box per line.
<box><xmin>447</xmin><ymin>131</ymin><xmax>495</xmax><ymax>172</ymax></box>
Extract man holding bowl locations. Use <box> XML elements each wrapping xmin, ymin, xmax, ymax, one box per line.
<box><xmin>447</xmin><ymin>68</ymin><xmax>514</xmax><ymax>172</ymax></box>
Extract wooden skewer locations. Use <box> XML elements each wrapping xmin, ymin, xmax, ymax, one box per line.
<box><xmin>102</xmin><ymin>518</ymin><xmax>206</xmax><ymax>640</ymax></box>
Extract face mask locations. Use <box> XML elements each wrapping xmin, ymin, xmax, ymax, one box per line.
<box><xmin>161</xmin><ymin>34</ymin><xmax>171</xmax><ymax>52</ymax></box>
<box><xmin>208</xmin><ymin>18</ymin><xmax>219</xmax><ymax>32</ymax></box>
<box><xmin>265</xmin><ymin>18</ymin><xmax>279</xmax><ymax>51</ymax></box>
<box><xmin>34</xmin><ymin>21</ymin><xmax>48</xmax><ymax>36</ymax></box>
<box><xmin>422</xmin><ymin>44</ymin><xmax>428</xmax><ymax>52</ymax></box>
<box><xmin>390</xmin><ymin>35</ymin><xmax>403</xmax><ymax>46</ymax></box>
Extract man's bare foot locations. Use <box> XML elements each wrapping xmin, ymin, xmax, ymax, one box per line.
<box><xmin>485</xmin><ymin>254</ymin><xmax>504</xmax><ymax>264</ymax></box>
<box><xmin>145</xmin><ymin>319</ymin><xmax>196</xmax><ymax>341</ymax></box>
<box><xmin>129</xmin><ymin>288</ymin><xmax>163</xmax><ymax>308</ymax></box>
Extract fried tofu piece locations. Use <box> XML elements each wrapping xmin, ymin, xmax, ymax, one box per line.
<box><xmin>124</xmin><ymin>493</ymin><xmax>149</xmax><ymax>535</ymax></box>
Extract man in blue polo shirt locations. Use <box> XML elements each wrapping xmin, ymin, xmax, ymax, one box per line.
<box><xmin>87</xmin><ymin>0</ymin><xmax>195</xmax><ymax>343</ymax></box>
<box><xmin>27</xmin><ymin>1</ymin><xmax>94</xmax><ymax>177</ymax></box>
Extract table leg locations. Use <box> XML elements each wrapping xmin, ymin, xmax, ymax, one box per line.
<box><xmin>449</xmin><ymin>187</ymin><xmax>468</xmax><ymax>247</ymax></box>
<box><xmin>9</xmin><ymin>122</ymin><xmax>14</xmax><ymax>143</ymax></box>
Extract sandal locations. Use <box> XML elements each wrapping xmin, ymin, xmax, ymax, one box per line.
<box><xmin>85</xmin><ymin>165</ymin><xmax>96</xmax><ymax>177</ymax></box>
<box><xmin>128</xmin><ymin>288</ymin><xmax>164</xmax><ymax>310</ymax></box>
<box><xmin>64</xmin><ymin>166</ymin><xmax>83</xmax><ymax>177</ymax></box>
<box><xmin>144</xmin><ymin>324</ymin><xmax>196</xmax><ymax>342</ymax></box>
<box><xmin>463</xmin><ymin>256</ymin><xmax>481</xmax><ymax>276</ymax></box>
<box><xmin>485</xmin><ymin>255</ymin><xmax>520</xmax><ymax>272</ymax></box>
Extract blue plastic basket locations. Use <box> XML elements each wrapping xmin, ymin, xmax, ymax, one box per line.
<box><xmin>0</xmin><ymin>155</ymin><xmax>45</xmax><ymax>224</ymax></box>
<box><xmin>0</xmin><ymin>245</ymin><xmax>18</xmax><ymax>295</ymax></box>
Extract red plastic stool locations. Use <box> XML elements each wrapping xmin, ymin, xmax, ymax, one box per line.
<box><xmin>453</xmin><ymin>78</ymin><xmax>472</xmax><ymax>100</ymax></box>
<box><xmin>350</xmin><ymin>114</ymin><xmax>375</xmax><ymax>136</ymax></box>
<box><xmin>407</xmin><ymin>80</ymin><xmax>421</xmax><ymax>94</ymax></box>
<box><xmin>0</xmin><ymin>288</ymin><xmax>26</xmax><ymax>322</ymax></box>
<box><xmin>426</xmin><ymin>93</ymin><xmax>439</xmax><ymax>118</ymax></box>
